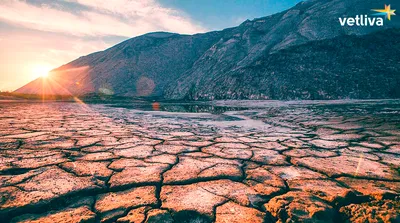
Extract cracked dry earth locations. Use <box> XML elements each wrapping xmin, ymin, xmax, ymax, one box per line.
<box><xmin>0</xmin><ymin>101</ymin><xmax>399</xmax><ymax>223</ymax></box>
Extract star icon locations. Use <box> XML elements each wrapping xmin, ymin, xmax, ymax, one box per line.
<box><xmin>372</xmin><ymin>4</ymin><xmax>396</xmax><ymax>20</ymax></box>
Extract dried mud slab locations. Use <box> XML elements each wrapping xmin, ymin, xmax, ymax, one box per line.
<box><xmin>11</xmin><ymin>154</ymin><xmax>68</xmax><ymax>170</ymax></box>
<box><xmin>145</xmin><ymin>209</ymin><xmax>174</xmax><ymax>223</ymax></box>
<box><xmin>60</xmin><ymin>161</ymin><xmax>113</xmax><ymax>179</ymax></box>
<box><xmin>155</xmin><ymin>144</ymin><xmax>199</xmax><ymax>154</ymax></box>
<box><xmin>95</xmin><ymin>186</ymin><xmax>157</xmax><ymax>222</ymax></box>
<box><xmin>10</xmin><ymin>206</ymin><xmax>96</xmax><ymax>223</ymax></box>
<box><xmin>340</xmin><ymin>200</ymin><xmax>400</xmax><ymax>223</ymax></box>
<box><xmin>113</xmin><ymin>145</ymin><xmax>162</xmax><ymax>159</ymax></box>
<box><xmin>78</xmin><ymin>152</ymin><xmax>118</xmax><ymax>161</ymax></box>
<box><xmin>292</xmin><ymin>155</ymin><xmax>399</xmax><ymax>180</ymax></box>
<box><xmin>250</xmin><ymin>149</ymin><xmax>287</xmax><ymax>165</ymax></box>
<box><xmin>197</xmin><ymin>179</ymin><xmax>266</xmax><ymax>207</ymax></box>
<box><xmin>268</xmin><ymin>166</ymin><xmax>326</xmax><ymax>180</ymax></box>
<box><xmin>108</xmin><ymin>163</ymin><xmax>169</xmax><ymax>188</ymax></box>
<box><xmin>244</xmin><ymin>167</ymin><xmax>286</xmax><ymax>197</ymax></box>
<box><xmin>287</xmin><ymin>179</ymin><xmax>357</xmax><ymax>205</ymax></box>
<box><xmin>265</xmin><ymin>191</ymin><xmax>336</xmax><ymax>223</ymax></box>
<box><xmin>215</xmin><ymin>202</ymin><xmax>266</xmax><ymax>223</ymax></box>
<box><xmin>310</xmin><ymin>139</ymin><xmax>348</xmax><ymax>149</ymax></box>
<box><xmin>116</xmin><ymin>206</ymin><xmax>150</xmax><ymax>223</ymax></box>
<box><xmin>202</xmin><ymin>144</ymin><xmax>252</xmax><ymax>160</ymax></box>
<box><xmin>337</xmin><ymin>177</ymin><xmax>400</xmax><ymax>200</ymax></box>
<box><xmin>283</xmin><ymin>148</ymin><xmax>337</xmax><ymax>158</ymax></box>
<box><xmin>163</xmin><ymin>156</ymin><xmax>242</xmax><ymax>184</ymax></box>
<box><xmin>0</xmin><ymin>167</ymin><xmax>100</xmax><ymax>215</ymax></box>
<box><xmin>161</xmin><ymin>183</ymin><xmax>227</xmax><ymax>218</ymax></box>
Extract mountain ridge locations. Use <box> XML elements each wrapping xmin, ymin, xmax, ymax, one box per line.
<box><xmin>15</xmin><ymin>0</ymin><xmax>400</xmax><ymax>100</ymax></box>
<box><xmin>166</xmin><ymin>28</ymin><xmax>400</xmax><ymax>100</ymax></box>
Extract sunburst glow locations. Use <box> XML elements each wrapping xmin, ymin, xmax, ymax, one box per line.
<box><xmin>32</xmin><ymin>64</ymin><xmax>53</xmax><ymax>78</ymax></box>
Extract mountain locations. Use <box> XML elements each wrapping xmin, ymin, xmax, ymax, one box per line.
<box><xmin>15</xmin><ymin>31</ymin><xmax>222</xmax><ymax>96</ymax></box>
<box><xmin>166</xmin><ymin>29</ymin><xmax>400</xmax><ymax>100</ymax></box>
<box><xmin>15</xmin><ymin>0</ymin><xmax>400</xmax><ymax>100</ymax></box>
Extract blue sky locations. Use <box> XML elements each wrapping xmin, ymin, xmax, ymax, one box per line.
<box><xmin>159</xmin><ymin>0</ymin><xmax>302</xmax><ymax>30</ymax></box>
<box><xmin>0</xmin><ymin>0</ymin><xmax>302</xmax><ymax>91</ymax></box>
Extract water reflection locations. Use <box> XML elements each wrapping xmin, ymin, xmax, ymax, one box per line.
<box><xmin>108</xmin><ymin>102</ymin><xmax>248</xmax><ymax>114</ymax></box>
<box><xmin>152</xmin><ymin>102</ymin><xmax>160</xmax><ymax>111</ymax></box>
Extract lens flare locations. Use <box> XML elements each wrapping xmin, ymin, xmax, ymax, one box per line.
<box><xmin>32</xmin><ymin>64</ymin><xmax>52</xmax><ymax>78</ymax></box>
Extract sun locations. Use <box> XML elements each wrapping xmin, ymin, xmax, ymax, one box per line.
<box><xmin>32</xmin><ymin>64</ymin><xmax>53</xmax><ymax>78</ymax></box>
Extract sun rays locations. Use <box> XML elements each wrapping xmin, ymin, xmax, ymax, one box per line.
<box><xmin>32</xmin><ymin>64</ymin><xmax>53</xmax><ymax>79</ymax></box>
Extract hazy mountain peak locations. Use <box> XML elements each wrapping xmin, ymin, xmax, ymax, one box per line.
<box><xmin>143</xmin><ymin>32</ymin><xmax>179</xmax><ymax>38</ymax></box>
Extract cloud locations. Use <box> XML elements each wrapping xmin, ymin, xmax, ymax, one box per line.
<box><xmin>0</xmin><ymin>0</ymin><xmax>206</xmax><ymax>37</ymax></box>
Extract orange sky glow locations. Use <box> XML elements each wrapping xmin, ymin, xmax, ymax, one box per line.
<box><xmin>0</xmin><ymin>0</ymin><xmax>206</xmax><ymax>92</ymax></box>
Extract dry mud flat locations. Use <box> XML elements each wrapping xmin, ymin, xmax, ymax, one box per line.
<box><xmin>0</xmin><ymin>101</ymin><xmax>399</xmax><ymax>223</ymax></box>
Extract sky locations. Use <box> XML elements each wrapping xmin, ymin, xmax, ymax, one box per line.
<box><xmin>0</xmin><ymin>0</ymin><xmax>302</xmax><ymax>91</ymax></box>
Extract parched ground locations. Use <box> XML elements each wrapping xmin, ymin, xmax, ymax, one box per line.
<box><xmin>0</xmin><ymin>101</ymin><xmax>399</xmax><ymax>223</ymax></box>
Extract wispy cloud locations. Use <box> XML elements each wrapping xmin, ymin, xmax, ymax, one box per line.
<box><xmin>0</xmin><ymin>0</ymin><xmax>206</xmax><ymax>37</ymax></box>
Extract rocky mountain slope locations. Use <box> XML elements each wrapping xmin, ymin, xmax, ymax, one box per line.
<box><xmin>166</xmin><ymin>29</ymin><xmax>400</xmax><ymax>100</ymax></box>
<box><xmin>15</xmin><ymin>0</ymin><xmax>400</xmax><ymax>100</ymax></box>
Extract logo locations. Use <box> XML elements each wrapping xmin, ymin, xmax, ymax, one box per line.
<box><xmin>339</xmin><ymin>4</ymin><xmax>396</xmax><ymax>27</ymax></box>
<box><xmin>372</xmin><ymin>4</ymin><xmax>396</xmax><ymax>20</ymax></box>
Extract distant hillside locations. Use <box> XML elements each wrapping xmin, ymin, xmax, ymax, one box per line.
<box><xmin>15</xmin><ymin>0</ymin><xmax>400</xmax><ymax>100</ymax></box>
<box><xmin>166</xmin><ymin>29</ymin><xmax>400</xmax><ymax>100</ymax></box>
